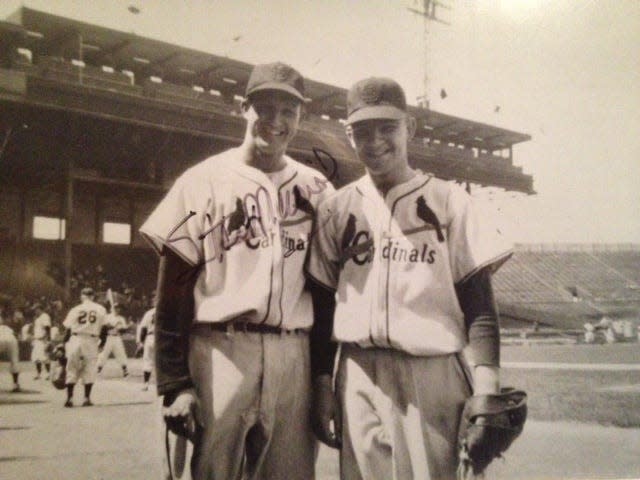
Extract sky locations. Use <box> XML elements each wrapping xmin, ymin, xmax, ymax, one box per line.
<box><xmin>1</xmin><ymin>0</ymin><xmax>639</xmax><ymax>245</ymax></box>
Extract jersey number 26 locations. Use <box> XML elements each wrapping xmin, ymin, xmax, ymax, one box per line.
<box><xmin>78</xmin><ymin>311</ymin><xmax>97</xmax><ymax>324</ymax></box>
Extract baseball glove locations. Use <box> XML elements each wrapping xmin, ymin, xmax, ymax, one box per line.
<box><xmin>50</xmin><ymin>344</ymin><xmax>67</xmax><ymax>390</ymax></box>
<box><xmin>457</xmin><ymin>387</ymin><xmax>527</xmax><ymax>479</ymax></box>
<box><xmin>51</xmin><ymin>343</ymin><xmax>66</xmax><ymax>362</ymax></box>
<box><xmin>51</xmin><ymin>361</ymin><xmax>67</xmax><ymax>390</ymax></box>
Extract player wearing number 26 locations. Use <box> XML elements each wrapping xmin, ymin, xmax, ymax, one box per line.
<box><xmin>62</xmin><ymin>287</ymin><xmax>107</xmax><ymax>407</ymax></box>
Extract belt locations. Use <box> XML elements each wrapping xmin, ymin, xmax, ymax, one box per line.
<box><xmin>72</xmin><ymin>332</ymin><xmax>98</xmax><ymax>338</ymax></box>
<box><xmin>193</xmin><ymin>321</ymin><xmax>309</xmax><ymax>336</ymax></box>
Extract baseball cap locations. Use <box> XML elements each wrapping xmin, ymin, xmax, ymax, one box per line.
<box><xmin>81</xmin><ymin>287</ymin><xmax>94</xmax><ymax>297</ymax></box>
<box><xmin>346</xmin><ymin>77</ymin><xmax>407</xmax><ymax>125</ymax></box>
<box><xmin>245</xmin><ymin>62</ymin><xmax>305</xmax><ymax>103</ymax></box>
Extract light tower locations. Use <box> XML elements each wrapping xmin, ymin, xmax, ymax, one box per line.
<box><xmin>406</xmin><ymin>0</ymin><xmax>450</xmax><ymax>109</ymax></box>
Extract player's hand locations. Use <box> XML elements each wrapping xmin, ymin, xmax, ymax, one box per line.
<box><xmin>134</xmin><ymin>343</ymin><xmax>144</xmax><ymax>358</ymax></box>
<box><xmin>162</xmin><ymin>388</ymin><xmax>201</xmax><ymax>441</ymax></box>
<box><xmin>311</xmin><ymin>374</ymin><xmax>341</xmax><ymax>449</ymax></box>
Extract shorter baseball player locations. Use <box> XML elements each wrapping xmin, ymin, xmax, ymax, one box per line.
<box><xmin>62</xmin><ymin>287</ymin><xmax>107</xmax><ymax>407</ymax></box>
<box><xmin>137</xmin><ymin>306</ymin><xmax>155</xmax><ymax>391</ymax></box>
<box><xmin>306</xmin><ymin>77</ymin><xmax>512</xmax><ymax>479</ymax></box>
<box><xmin>31</xmin><ymin>304</ymin><xmax>51</xmax><ymax>380</ymax></box>
<box><xmin>0</xmin><ymin>312</ymin><xmax>21</xmax><ymax>392</ymax></box>
<box><xmin>96</xmin><ymin>304</ymin><xmax>129</xmax><ymax>377</ymax></box>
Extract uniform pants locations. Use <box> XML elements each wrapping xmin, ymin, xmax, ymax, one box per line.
<box><xmin>97</xmin><ymin>335</ymin><xmax>128</xmax><ymax>368</ymax></box>
<box><xmin>65</xmin><ymin>335</ymin><xmax>99</xmax><ymax>385</ymax></box>
<box><xmin>143</xmin><ymin>336</ymin><xmax>155</xmax><ymax>373</ymax></box>
<box><xmin>0</xmin><ymin>337</ymin><xmax>20</xmax><ymax>373</ymax></box>
<box><xmin>188</xmin><ymin>329</ymin><xmax>317</xmax><ymax>480</ymax></box>
<box><xmin>31</xmin><ymin>338</ymin><xmax>49</xmax><ymax>363</ymax></box>
<box><xmin>337</xmin><ymin>345</ymin><xmax>473</xmax><ymax>480</ymax></box>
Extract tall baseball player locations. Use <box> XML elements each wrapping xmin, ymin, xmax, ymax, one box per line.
<box><xmin>31</xmin><ymin>303</ymin><xmax>51</xmax><ymax>380</ymax></box>
<box><xmin>137</xmin><ymin>305</ymin><xmax>155</xmax><ymax>391</ymax></box>
<box><xmin>140</xmin><ymin>61</ymin><xmax>334</xmax><ymax>479</ymax></box>
<box><xmin>0</xmin><ymin>309</ymin><xmax>21</xmax><ymax>392</ymax></box>
<box><xmin>96</xmin><ymin>304</ymin><xmax>129</xmax><ymax>377</ymax></box>
<box><xmin>62</xmin><ymin>287</ymin><xmax>107</xmax><ymax>407</ymax></box>
<box><xmin>305</xmin><ymin>77</ymin><xmax>512</xmax><ymax>479</ymax></box>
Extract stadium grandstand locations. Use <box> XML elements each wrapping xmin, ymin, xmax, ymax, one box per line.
<box><xmin>0</xmin><ymin>7</ymin><xmax>533</xmax><ymax>308</ymax></box>
<box><xmin>9</xmin><ymin>8</ymin><xmax>638</xmax><ymax>345</ymax></box>
<box><xmin>494</xmin><ymin>244</ymin><xmax>640</xmax><ymax>342</ymax></box>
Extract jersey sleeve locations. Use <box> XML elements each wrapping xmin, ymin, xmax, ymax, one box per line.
<box><xmin>139</xmin><ymin>173</ymin><xmax>208</xmax><ymax>266</ymax></box>
<box><xmin>305</xmin><ymin>198</ymin><xmax>340</xmax><ymax>290</ymax></box>
<box><xmin>447</xmin><ymin>186</ymin><xmax>513</xmax><ymax>284</ymax></box>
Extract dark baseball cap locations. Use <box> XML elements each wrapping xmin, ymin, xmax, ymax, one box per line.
<box><xmin>81</xmin><ymin>287</ymin><xmax>94</xmax><ymax>296</ymax></box>
<box><xmin>346</xmin><ymin>77</ymin><xmax>407</xmax><ymax>125</ymax></box>
<box><xmin>245</xmin><ymin>62</ymin><xmax>305</xmax><ymax>103</ymax></box>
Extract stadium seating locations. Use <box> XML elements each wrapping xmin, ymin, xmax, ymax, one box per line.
<box><xmin>493</xmin><ymin>248</ymin><xmax>640</xmax><ymax>329</ymax></box>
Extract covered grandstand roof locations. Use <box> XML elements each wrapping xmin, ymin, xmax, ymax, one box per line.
<box><xmin>1</xmin><ymin>7</ymin><xmax>531</xmax><ymax>151</ymax></box>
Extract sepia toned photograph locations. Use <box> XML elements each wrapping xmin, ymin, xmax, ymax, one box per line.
<box><xmin>0</xmin><ymin>1</ymin><xmax>638</xmax><ymax>479</ymax></box>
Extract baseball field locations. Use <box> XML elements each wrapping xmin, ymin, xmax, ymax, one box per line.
<box><xmin>2</xmin><ymin>343</ymin><xmax>640</xmax><ymax>480</ymax></box>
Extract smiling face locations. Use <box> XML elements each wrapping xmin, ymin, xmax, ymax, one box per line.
<box><xmin>243</xmin><ymin>90</ymin><xmax>302</xmax><ymax>160</ymax></box>
<box><xmin>346</xmin><ymin>116</ymin><xmax>415</xmax><ymax>178</ymax></box>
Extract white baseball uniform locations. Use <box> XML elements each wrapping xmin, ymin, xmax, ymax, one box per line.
<box><xmin>97</xmin><ymin>313</ymin><xmax>128</xmax><ymax>369</ymax></box>
<box><xmin>20</xmin><ymin>322</ymin><xmax>31</xmax><ymax>341</ymax></box>
<box><xmin>138</xmin><ymin>307</ymin><xmax>155</xmax><ymax>374</ymax></box>
<box><xmin>63</xmin><ymin>300</ymin><xmax>106</xmax><ymax>385</ymax></box>
<box><xmin>31</xmin><ymin>312</ymin><xmax>51</xmax><ymax>363</ymax></box>
<box><xmin>141</xmin><ymin>148</ymin><xmax>334</xmax><ymax>479</ymax></box>
<box><xmin>306</xmin><ymin>172</ymin><xmax>512</xmax><ymax>479</ymax></box>
<box><xmin>0</xmin><ymin>324</ymin><xmax>19</xmax><ymax>374</ymax></box>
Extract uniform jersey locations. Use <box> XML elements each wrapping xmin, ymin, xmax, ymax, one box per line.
<box><xmin>0</xmin><ymin>324</ymin><xmax>16</xmax><ymax>340</ymax></box>
<box><xmin>20</xmin><ymin>322</ymin><xmax>31</xmax><ymax>341</ymax></box>
<box><xmin>105</xmin><ymin>314</ymin><xmax>127</xmax><ymax>334</ymax></box>
<box><xmin>138</xmin><ymin>307</ymin><xmax>155</xmax><ymax>339</ymax></box>
<box><xmin>306</xmin><ymin>172</ymin><xmax>512</xmax><ymax>356</ymax></box>
<box><xmin>63</xmin><ymin>300</ymin><xmax>107</xmax><ymax>336</ymax></box>
<box><xmin>33</xmin><ymin>313</ymin><xmax>51</xmax><ymax>340</ymax></box>
<box><xmin>140</xmin><ymin>148</ymin><xmax>334</xmax><ymax>329</ymax></box>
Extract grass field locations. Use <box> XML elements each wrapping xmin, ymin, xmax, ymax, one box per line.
<box><xmin>501</xmin><ymin>344</ymin><xmax>640</xmax><ymax>428</ymax></box>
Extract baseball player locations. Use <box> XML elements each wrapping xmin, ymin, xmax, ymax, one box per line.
<box><xmin>140</xmin><ymin>61</ymin><xmax>334</xmax><ymax>479</ymax></box>
<box><xmin>305</xmin><ymin>77</ymin><xmax>512</xmax><ymax>479</ymax></box>
<box><xmin>31</xmin><ymin>303</ymin><xmax>51</xmax><ymax>380</ymax></box>
<box><xmin>62</xmin><ymin>287</ymin><xmax>107</xmax><ymax>407</ymax></box>
<box><xmin>137</xmin><ymin>305</ymin><xmax>155</xmax><ymax>391</ymax></box>
<box><xmin>0</xmin><ymin>308</ymin><xmax>21</xmax><ymax>392</ymax></box>
<box><xmin>96</xmin><ymin>304</ymin><xmax>129</xmax><ymax>377</ymax></box>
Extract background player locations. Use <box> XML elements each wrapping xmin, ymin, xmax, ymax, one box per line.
<box><xmin>96</xmin><ymin>303</ymin><xmax>129</xmax><ymax>377</ymax></box>
<box><xmin>0</xmin><ymin>304</ymin><xmax>21</xmax><ymax>392</ymax></box>
<box><xmin>31</xmin><ymin>303</ymin><xmax>51</xmax><ymax>380</ymax></box>
<box><xmin>306</xmin><ymin>77</ymin><xmax>512</xmax><ymax>479</ymax></box>
<box><xmin>62</xmin><ymin>287</ymin><xmax>106</xmax><ymax>407</ymax></box>
<box><xmin>140</xmin><ymin>61</ymin><xmax>334</xmax><ymax>479</ymax></box>
<box><xmin>137</xmin><ymin>304</ymin><xmax>155</xmax><ymax>391</ymax></box>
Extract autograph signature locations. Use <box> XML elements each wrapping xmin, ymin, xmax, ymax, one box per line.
<box><xmin>166</xmin><ymin>148</ymin><xmax>339</xmax><ymax>284</ymax></box>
